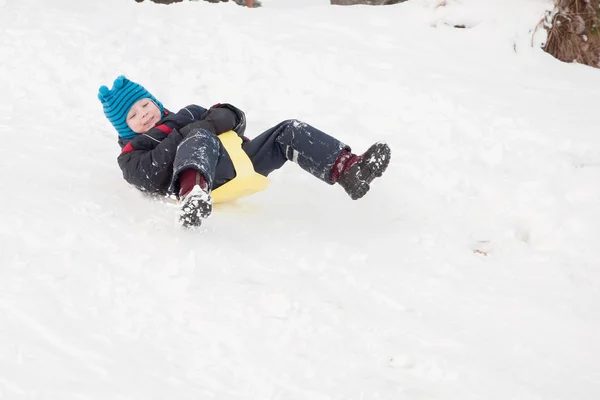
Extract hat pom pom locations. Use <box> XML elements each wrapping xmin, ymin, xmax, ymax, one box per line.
<box><xmin>113</xmin><ymin>75</ymin><xmax>127</xmax><ymax>89</ymax></box>
<box><xmin>98</xmin><ymin>85</ymin><xmax>110</xmax><ymax>101</ymax></box>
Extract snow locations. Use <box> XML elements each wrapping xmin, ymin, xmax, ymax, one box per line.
<box><xmin>1</xmin><ymin>0</ymin><xmax>600</xmax><ymax>399</ymax></box>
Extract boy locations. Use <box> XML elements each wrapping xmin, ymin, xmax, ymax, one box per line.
<box><xmin>98</xmin><ymin>76</ymin><xmax>391</xmax><ymax>227</ymax></box>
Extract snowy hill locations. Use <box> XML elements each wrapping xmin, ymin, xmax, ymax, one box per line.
<box><xmin>1</xmin><ymin>0</ymin><xmax>600</xmax><ymax>399</ymax></box>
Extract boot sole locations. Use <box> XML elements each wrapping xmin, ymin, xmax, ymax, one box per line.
<box><xmin>180</xmin><ymin>189</ymin><xmax>213</xmax><ymax>228</ymax></box>
<box><xmin>349</xmin><ymin>142</ymin><xmax>391</xmax><ymax>200</ymax></box>
<box><xmin>364</xmin><ymin>142</ymin><xmax>391</xmax><ymax>180</ymax></box>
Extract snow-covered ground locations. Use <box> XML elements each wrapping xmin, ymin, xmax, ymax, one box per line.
<box><xmin>1</xmin><ymin>0</ymin><xmax>599</xmax><ymax>398</ymax></box>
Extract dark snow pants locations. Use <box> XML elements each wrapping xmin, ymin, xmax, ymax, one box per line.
<box><xmin>170</xmin><ymin>119</ymin><xmax>349</xmax><ymax>193</ymax></box>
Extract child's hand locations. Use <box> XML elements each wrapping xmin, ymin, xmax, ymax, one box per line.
<box><xmin>201</xmin><ymin>106</ymin><xmax>239</xmax><ymax>134</ymax></box>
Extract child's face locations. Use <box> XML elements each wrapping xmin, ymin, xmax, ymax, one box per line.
<box><xmin>127</xmin><ymin>98</ymin><xmax>161</xmax><ymax>134</ymax></box>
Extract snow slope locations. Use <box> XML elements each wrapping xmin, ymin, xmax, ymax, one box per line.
<box><xmin>1</xmin><ymin>0</ymin><xmax>600</xmax><ymax>399</ymax></box>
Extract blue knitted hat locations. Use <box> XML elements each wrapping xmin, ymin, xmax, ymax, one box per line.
<box><xmin>98</xmin><ymin>76</ymin><xmax>164</xmax><ymax>139</ymax></box>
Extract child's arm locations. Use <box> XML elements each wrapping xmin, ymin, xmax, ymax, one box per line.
<box><xmin>117</xmin><ymin>127</ymin><xmax>185</xmax><ymax>194</ymax></box>
<box><xmin>161</xmin><ymin>105</ymin><xmax>208</xmax><ymax>125</ymax></box>
<box><xmin>183</xmin><ymin>103</ymin><xmax>247</xmax><ymax>137</ymax></box>
<box><xmin>187</xmin><ymin>104</ymin><xmax>208</xmax><ymax>120</ymax></box>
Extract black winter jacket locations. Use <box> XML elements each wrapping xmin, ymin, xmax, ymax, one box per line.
<box><xmin>117</xmin><ymin>103</ymin><xmax>246</xmax><ymax>195</ymax></box>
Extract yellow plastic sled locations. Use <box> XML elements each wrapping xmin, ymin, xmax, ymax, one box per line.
<box><xmin>211</xmin><ymin>130</ymin><xmax>269</xmax><ymax>203</ymax></box>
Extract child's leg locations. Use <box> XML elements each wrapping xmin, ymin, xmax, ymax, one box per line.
<box><xmin>170</xmin><ymin>129</ymin><xmax>226</xmax><ymax>228</ymax></box>
<box><xmin>242</xmin><ymin>119</ymin><xmax>349</xmax><ymax>183</ymax></box>
<box><xmin>243</xmin><ymin>119</ymin><xmax>391</xmax><ymax>200</ymax></box>
<box><xmin>169</xmin><ymin>129</ymin><xmax>221</xmax><ymax>196</ymax></box>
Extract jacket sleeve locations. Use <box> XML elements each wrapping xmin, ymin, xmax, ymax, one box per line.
<box><xmin>117</xmin><ymin>128</ymin><xmax>185</xmax><ymax>194</ymax></box>
<box><xmin>178</xmin><ymin>103</ymin><xmax>248</xmax><ymax>139</ymax></box>
<box><xmin>184</xmin><ymin>104</ymin><xmax>207</xmax><ymax>120</ymax></box>
<box><xmin>162</xmin><ymin>105</ymin><xmax>207</xmax><ymax>125</ymax></box>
